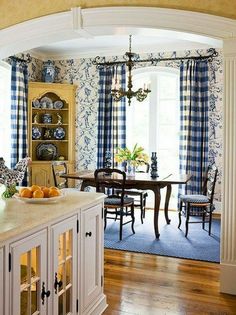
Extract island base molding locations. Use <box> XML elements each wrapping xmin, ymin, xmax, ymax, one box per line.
<box><xmin>84</xmin><ymin>294</ymin><xmax>108</xmax><ymax>315</ymax></box>
<box><xmin>220</xmin><ymin>263</ymin><xmax>236</xmax><ymax>295</ymax></box>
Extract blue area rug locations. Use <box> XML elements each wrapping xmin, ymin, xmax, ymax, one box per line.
<box><xmin>104</xmin><ymin>210</ymin><xmax>220</xmax><ymax>262</ymax></box>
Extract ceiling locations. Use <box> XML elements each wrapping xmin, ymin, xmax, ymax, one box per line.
<box><xmin>30</xmin><ymin>29</ymin><xmax>222</xmax><ymax>61</ymax></box>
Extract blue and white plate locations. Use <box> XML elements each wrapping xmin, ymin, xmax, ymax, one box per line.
<box><xmin>36</xmin><ymin>143</ymin><xmax>58</xmax><ymax>160</ymax></box>
<box><xmin>53</xmin><ymin>127</ymin><xmax>65</xmax><ymax>140</ymax></box>
<box><xmin>53</xmin><ymin>100</ymin><xmax>64</xmax><ymax>109</ymax></box>
<box><xmin>40</xmin><ymin>96</ymin><xmax>53</xmax><ymax>109</ymax></box>
<box><xmin>32</xmin><ymin>127</ymin><xmax>41</xmax><ymax>139</ymax></box>
<box><xmin>32</xmin><ymin>99</ymin><xmax>41</xmax><ymax>108</ymax></box>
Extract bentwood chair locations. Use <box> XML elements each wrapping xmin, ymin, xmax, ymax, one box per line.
<box><xmin>51</xmin><ymin>161</ymin><xmax>69</xmax><ymax>188</ymax></box>
<box><xmin>178</xmin><ymin>165</ymin><xmax>218</xmax><ymax>237</ymax></box>
<box><xmin>94</xmin><ymin>168</ymin><xmax>135</xmax><ymax>240</ymax></box>
<box><xmin>117</xmin><ymin>162</ymin><xmax>149</xmax><ymax>224</ymax></box>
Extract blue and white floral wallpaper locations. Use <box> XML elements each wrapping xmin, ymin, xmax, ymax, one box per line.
<box><xmin>28</xmin><ymin>48</ymin><xmax>223</xmax><ymax>204</ymax></box>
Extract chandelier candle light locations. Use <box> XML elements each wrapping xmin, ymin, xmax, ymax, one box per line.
<box><xmin>111</xmin><ymin>35</ymin><xmax>151</xmax><ymax>106</ymax></box>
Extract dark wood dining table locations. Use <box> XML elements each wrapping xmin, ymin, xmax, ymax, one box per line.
<box><xmin>61</xmin><ymin>171</ymin><xmax>191</xmax><ymax>239</ymax></box>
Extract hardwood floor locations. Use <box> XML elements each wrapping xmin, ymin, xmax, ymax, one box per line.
<box><xmin>103</xmin><ymin>249</ymin><xmax>236</xmax><ymax>315</ymax></box>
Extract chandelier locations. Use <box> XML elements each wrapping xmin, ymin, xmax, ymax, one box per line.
<box><xmin>111</xmin><ymin>35</ymin><xmax>151</xmax><ymax>106</ymax></box>
<box><xmin>92</xmin><ymin>35</ymin><xmax>218</xmax><ymax>106</ymax></box>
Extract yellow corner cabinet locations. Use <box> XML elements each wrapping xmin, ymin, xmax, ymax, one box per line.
<box><xmin>28</xmin><ymin>82</ymin><xmax>76</xmax><ymax>187</ymax></box>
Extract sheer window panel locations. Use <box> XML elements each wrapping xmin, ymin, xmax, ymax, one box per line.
<box><xmin>126</xmin><ymin>67</ymin><xmax>180</xmax><ymax>210</ymax></box>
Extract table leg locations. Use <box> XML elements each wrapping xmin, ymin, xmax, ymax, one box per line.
<box><xmin>153</xmin><ymin>187</ymin><xmax>161</xmax><ymax>239</ymax></box>
<box><xmin>80</xmin><ymin>180</ymin><xmax>87</xmax><ymax>191</ymax></box>
<box><xmin>164</xmin><ymin>184</ymin><xmax>172</xmax><ymax>224</ymax></box>
<box><xmin>80</xmin><ymin>180</ymin><xmax>95</xmax><ymax>191</ymax></box>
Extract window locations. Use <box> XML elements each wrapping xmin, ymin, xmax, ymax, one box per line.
<box><xmin>126</xmin><ymin>67</ymin><xmax>180</xmax><ymax>209</ymax></box>
<box><xmin>0</xmin><ymin>61</ymin><xmax>11</xmax><ymax>167</ymax></box>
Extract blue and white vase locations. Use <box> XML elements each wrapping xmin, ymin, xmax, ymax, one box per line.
<box><xmin>42</xmin><ymin>60</ymin><xmax>55</xmax><ymax>83</ymax></box>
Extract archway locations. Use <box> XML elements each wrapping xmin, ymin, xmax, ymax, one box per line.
<box><xmin>0</xmin><ymin>6</ymin><xmax>236</xmax><ymax>295</ymax></box>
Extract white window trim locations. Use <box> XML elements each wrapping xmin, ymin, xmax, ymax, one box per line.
<box><xmin>0</xmin><ymin>60</ymin><xmax>11</xmax><ymax>71</ymax></box>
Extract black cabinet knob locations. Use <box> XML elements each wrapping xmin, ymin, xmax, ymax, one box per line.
<box><xmin>54</xmin><ymin>272</ymin><xmax>63</xmax><ymax>294</ymax></box>
<box><xmin>41</xmin><ymin>282</ymin><xmax>50</xmax><ymax>305</ymax></box>
<box><xmin>85</xmin><ymin>231</ymin><xmax>92</xmax><ymax>237</ymax></box>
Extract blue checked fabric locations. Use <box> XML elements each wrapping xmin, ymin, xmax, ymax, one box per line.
<box><xmin>179</xmin><ymin>60</ymin><xmax>209</xmax><ymax>197</ymax></box>
<box><xmin>97</xmin><ymin>64</ymin><xmax>126</xmax><ymax>168</ymax></box>
<box><xmin>10</xmin><ymin>60</ymin><xmax>28</xmax><ymax>185</ymax></box>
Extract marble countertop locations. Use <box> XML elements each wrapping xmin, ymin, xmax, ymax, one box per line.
<box><xmin>0</xmin><ymin>189</ymin><xmax>105</xmax><ymax>244</ymax></box>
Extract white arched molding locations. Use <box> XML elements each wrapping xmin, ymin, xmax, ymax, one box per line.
<box><xmin>221</xmin><ymin>38</ymin><xmax>236</xmax><ymax>295</ymax></box>
<box><xmin>2</xmin><ymin>6</ymin><xmax>236</xmax><ymax>59</ymax></box>
<box><xmin>0</xmin><ymin>5</ymin><xmax>236</xmax><ymax>295</ymax></box>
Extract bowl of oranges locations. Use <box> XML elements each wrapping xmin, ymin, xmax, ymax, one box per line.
<box><xmin>14</xmin><ymin>185</ymin><xmax>64</xmax><ymax>203</ymax></box>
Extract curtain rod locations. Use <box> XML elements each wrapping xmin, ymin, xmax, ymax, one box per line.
<box><xmin>8</xmin><ymin>53</ymin><xmax>32</xmax><ymax>64</ymax></box>
<box><xmin>92</xmin><ymin>48</ymin><xmax>219</xmax><ymax>67</ymax></box>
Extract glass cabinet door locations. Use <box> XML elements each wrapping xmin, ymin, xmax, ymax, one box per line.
<box><xmin>10</xmin><ymin>229</ymin><xmax>48</xmax><ymax>315</ymax></box>
<box><xmin>51</xmin><ymin>215</ymin><xmax>77</xmax><ymax>315</ymax></box>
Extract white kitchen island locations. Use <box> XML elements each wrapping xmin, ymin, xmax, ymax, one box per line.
<box><xmin>0</xmin><ymin>189</ymin><xmax>107</xmax><ymax>315</ymax></box>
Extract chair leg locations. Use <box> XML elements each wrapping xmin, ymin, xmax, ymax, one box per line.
<box><xmin>104</xmin><ymin>208</ymin><xmax>107</xmax><ymax>230</ymax></box>
<box><xmin>202</xmin><ymin>210</ymin><xmax>206</xmax><ymax>230</ymax></box>
<box><xmin>185</xmin><ymin>203</ymin><xmax>190</xmax><ymax>237</ymax></box>
<box><xmin>119</xmin><ymin>208</ymin><xmax>123</xmax><ymax>241</ymax></box>
<box><xmin>131</xmin><ymin>204</ymin><xmax>135</xmax><ymax>234</ymax></box>
<box><xmin>209</xmin><ymin>208</ymin><xmax>213</xmax><ymax>235</ymax></box>
<box><xmin>178</xmin><ymin>200</ymin><xmax>183</xmax><ymax>229</ymax></box>
<box><xmin>140</xmin><ymin>195</ymin><xmax>144</xmax><ymax>224</ymax></box>
<box><xmin>143</xmin><ymin>195</ymin><xmax>147</xmax><ymax>218</ymax></box>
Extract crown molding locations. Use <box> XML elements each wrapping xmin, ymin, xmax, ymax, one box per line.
<box><xmin>30</xmin><ymin>42</ymin><xmax>215</xmax><ymax>61</ymax></box>
<box><xmin>1</xmin><ymin>6</ymin><xmax>236</xmax><ymax>60</ymax></box>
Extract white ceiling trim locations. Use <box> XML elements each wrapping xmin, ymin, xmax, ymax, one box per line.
<box><xmin>1</xmin><ymin>6</ymin><xmax>236</xmax><ymax>59</ymax></box>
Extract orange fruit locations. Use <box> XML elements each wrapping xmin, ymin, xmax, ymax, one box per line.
<box><xmin>49</xmin><ymin>186</ymin><xmax>59</xmax><ymax>191</ymax></box>
<box><xmin>19</xmin><ymin>187</ymin><xmax>28</xmax><ymax>195</ymax></box>
<box><xmin>32</xmin><ymin>189</ymin><xmax>44</xmax><ymax>198</ymax></box>
<box><xmin>48</xmin><ymin>188</ymin><xmax>61</xmax><ymax>198</ymax></box>
<box><xmin>41</xmin><ymin>187</ymin><xmax>50</xmax><ymax>198</ymax></box>
<box><xmin>20</xmin><ymin>188</ymin><xmax>32</xmax><ymax>198</ymax></box>
<box><xmin>31</xmin><ymin>185</ymin><xmax>41</xmax><ymax>192</ymax></box>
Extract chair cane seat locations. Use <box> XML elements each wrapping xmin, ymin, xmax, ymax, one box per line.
<box><xmin>105</xmin><ymin>196</ymin><xmax>134</xmax><ymax>206</ymax></box>
<box><xmin>180</xmin><ymin>194</ymin><xmax>209</xmax><ymax>204</ymax></box>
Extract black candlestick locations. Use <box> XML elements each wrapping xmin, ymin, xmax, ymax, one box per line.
<box><xmin>104</xmin><ymin>151</ymin><xmax>112</xmax><ymax>169</ymax></box>
<box><xmin>150</xmin><ymin>152</ymin><xmax>158</xmax><ymax>178</ymax></box>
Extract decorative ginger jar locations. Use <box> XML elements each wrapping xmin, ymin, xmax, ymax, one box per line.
<box><xmin>42</xmin><ymin>60</ymin><xmax>55</xmax><ymax>83</ymax></box>
<box><xmin>42</xmin><ymin>113</ymin><xmax>52</xmax><ymax>124</ymax></box>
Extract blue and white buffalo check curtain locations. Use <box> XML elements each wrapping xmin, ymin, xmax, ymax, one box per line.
<box><xmin>179</xmin><ymin>60</ymin><xmax>209</xmax><ymax>196</ymax></box>
<box><xmin>10</xmin><ymin>60</ymin><xmax>28</xmax><ymax>184</ymax></box>
<box><xmin>97</xmin><ymin>65</ymin><xmax>126</xmax><ymax>168</ymax></box>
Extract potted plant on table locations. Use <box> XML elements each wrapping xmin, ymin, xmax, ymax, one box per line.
<box><xmin>114</xmin><ymin>144</ymin><xmax>149</xmax><ymax>176</ymax></box>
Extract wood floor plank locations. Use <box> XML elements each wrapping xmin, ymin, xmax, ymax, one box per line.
<box><xmin>104</xmin><ymin>249</ymin><xmax>236</xmax><ymax>315</ymax></box>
